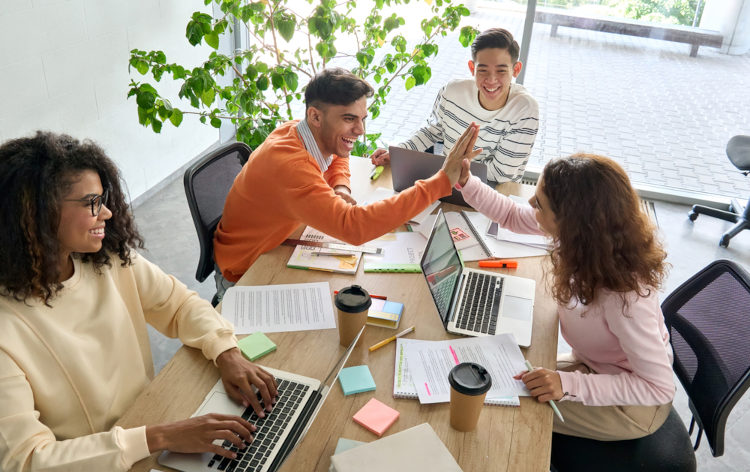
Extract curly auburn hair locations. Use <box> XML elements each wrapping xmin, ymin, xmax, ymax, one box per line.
<box><xmin>541</xmin><ymin>153</ymin><xmax>667</xmax><ymax>306</ymax></box>
<box><xmin>0</xmin><ymin>131</ymin><xmax>144</xmax><ymax>304</ymax></box>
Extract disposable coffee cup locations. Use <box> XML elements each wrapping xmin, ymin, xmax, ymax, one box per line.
<box><xmin>334</xmin><ymin>285</ymin><xmax>372</xmax><ymax>347</ymax></box>
<box><xmin>449</xmin><ymin>362</ymin><xmax>492</xmax><ymax>432</ymax></box>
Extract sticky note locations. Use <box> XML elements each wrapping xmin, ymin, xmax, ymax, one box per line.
<box><xmin>338</xmin><ymin>365</ymin><xmax>376</xmax><ymax>395</ymax></box>
<box><xmin>237</xmin><ymin>332</ymin><xmax>276</xmax><ymax>361</ymax></box>
<box><xmin>352</xmin><ymin>398</ymin><xmax>399</xmax><ymax>436</ymax></box>
<box><xmin>366</xmin><ymin>299</ymin><xmax>404</xmax><ymax>329</ymax></box>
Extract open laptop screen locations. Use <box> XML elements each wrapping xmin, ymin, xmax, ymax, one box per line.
<box><xmin>420</xmin><ymin>209</ymin><xmax>463</xmax><ymax>327</ymax></box>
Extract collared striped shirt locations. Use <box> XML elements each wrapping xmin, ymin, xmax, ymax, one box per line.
<box><xmin>296</xmin><ymin>119</ymin><xmax>333</xmax><ymax>173</ymax></box>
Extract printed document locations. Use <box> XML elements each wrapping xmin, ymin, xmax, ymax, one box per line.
<box><xmin>404</xmin><ymin>334</ymin><xmax>529</xmax><ymax>404</ymax></box>
<box><xmin>221</xmin><ymin>282</ymin><xmax>336</xmax><ymax>334</ymax></box>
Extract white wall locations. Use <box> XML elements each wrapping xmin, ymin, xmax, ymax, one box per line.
<box><xmin>0</xmin><ymin>0</ymin><xmax>219</xmax><ymax>201</ymax></box>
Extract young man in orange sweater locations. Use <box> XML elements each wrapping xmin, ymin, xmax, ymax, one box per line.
<box><xmin>213</xmin><ymin>68</ymin><xmax>480</xmax><ymax>297</ymax></box>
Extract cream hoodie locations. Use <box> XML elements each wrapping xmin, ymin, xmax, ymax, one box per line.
<box><xmin>0</xmin><ymin>253</ymin><xmax>237</xmax><ymax>471</ymax></box>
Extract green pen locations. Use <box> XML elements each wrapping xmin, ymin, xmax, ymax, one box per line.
<box><xmin>370</xmin><ymin>165</ymin><xmax>384</xmax><ymax>180</ymax></box>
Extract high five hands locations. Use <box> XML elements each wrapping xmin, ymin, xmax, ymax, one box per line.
<box><xmin>441</xmin><ymin>123</ymin><xmax>481</xmax><ymax>187</ymax></box>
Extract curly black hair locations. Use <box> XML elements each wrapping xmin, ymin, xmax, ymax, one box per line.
<box><xmin>0</xmin><ymin>131</ymin><xmax>144</xmax><ymax>304</ymax></box>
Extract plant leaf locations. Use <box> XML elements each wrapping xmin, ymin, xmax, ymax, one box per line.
<box><xmin>169</xmin><ymin>108</ymin><xmax>183</xmax><ymax>126</ymax></box>
<box><xmin>204</xmin><ymin>32</ymin><xmax>220</xmax><ymax>49</ymax></box>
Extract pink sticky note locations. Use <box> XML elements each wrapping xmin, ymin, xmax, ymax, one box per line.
<box><xmin>352</xmin><ymin>398</ymin><xmax>400</xmax><ymax>437</ymax></box>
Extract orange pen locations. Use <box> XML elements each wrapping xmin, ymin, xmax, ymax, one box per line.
<box><xmin>478</xmin><ymin>259</ymin><xmax>518</xmax><ymax>269</ymax></box>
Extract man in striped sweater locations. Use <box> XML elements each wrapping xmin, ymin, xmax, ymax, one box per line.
<box><xmin>371</xmin><ymin>28</ymin><xmax>539</xmax><ymax>183</ymax></box>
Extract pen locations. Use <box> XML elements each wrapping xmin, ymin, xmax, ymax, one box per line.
<box><xmin>524</xmin><ymin>360</ymin><xmax>565</xmax><ymax>423</ymax></box>
<box><xmin>334</xmin><ymin>290</ymin><xmax>387</xmax><ymax>300</ymax></box>
<box><xmin>370</xmin><ymin>165</ymin><xmax>384</xmax><ymax>180</ymax></box>
<box><xmin>478</xmin><ymin>259</ymin><xmax>518</xmax><ymax>268</ymax></box>
<box><xmin>368</xmin><ymin>326</ymin><xmax>415</xmax><ymax>352</ymax></box>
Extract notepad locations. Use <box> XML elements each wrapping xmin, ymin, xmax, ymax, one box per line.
<box><xmin>237</xmin><ymin>332</ymin><xmax>277</xmax><ymax>361</ymax></box>
<box><xmin>362</xmin><ymin>232</ymin><xmax>427</xmax><ymax>272</ymax></box>
<box><xmin>393</xmin><ymin>338</ymin><xmax>520</xmax><ymax>406</ymax></box>
<box><xmin>366</xmin><ymin>298</ymin><xmax>404</xmax><ymax>329</ymax></box>
<box><xmin>352</xmin><ymin>398</ymin><xmax>399</xmax><ymax>436</ymax></box>
<box><xmin>338</xmin><ymin>365</ymin><xmax>376</xmax><ymax>395</ymax></box>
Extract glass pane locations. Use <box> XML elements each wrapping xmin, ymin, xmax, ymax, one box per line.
<box><xmin>518</xmin><ymin>0</ymin><xmax>749</xmax><ymax>198</ymax></box>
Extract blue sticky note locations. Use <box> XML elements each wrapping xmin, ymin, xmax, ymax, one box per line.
<box><xmin>338</xmin><ymin>365</ymin><xmax>376</xmax><ymax>395</ymax></box>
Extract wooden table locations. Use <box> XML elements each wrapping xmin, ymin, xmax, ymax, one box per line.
<box><xmin>120</xmin><ymin>158</ymin><xmax>559</xmax><ymax>472</ymax></box>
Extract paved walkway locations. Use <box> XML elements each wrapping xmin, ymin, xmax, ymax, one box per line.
<box><xmin>365</xmin><ymin>4</ymin><xmax>750</xmax><ymax>199</ymax></box>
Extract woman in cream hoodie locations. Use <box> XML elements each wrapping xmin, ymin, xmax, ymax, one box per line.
<box><xmin>0</xmin><ymin>132</ymin><xmax>277</xmax><ymax>471</ymax></box>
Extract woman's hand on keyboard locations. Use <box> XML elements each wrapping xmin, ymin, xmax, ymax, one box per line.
<box><xmin>146</xmin><ymin>413</ymin><xmax>255</xmax><ymax>458</ymax></box>
<box><xmin>216</xmin><ymin>347</ymin><xmax>279</xmax><ymax>417</ymax></box>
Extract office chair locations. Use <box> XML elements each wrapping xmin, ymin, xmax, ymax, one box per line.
<box><xmin>688</xmin><ymin>135</ymin><xmax>750</xmax><ymax>247</ymax></box>
<box><xmin>184</xmin><ymin>141</ymin><xmax>251</xmax><ymax>305</ymax></box>
<box><xmin>550</xmin><ymin>407</ymin><xmax>696</xmax><ymax>471</ymax></box>
<box><xmin>661</xmin><ymin>259</ymin><xmax>750</xmax><ymax>457</ymax></box>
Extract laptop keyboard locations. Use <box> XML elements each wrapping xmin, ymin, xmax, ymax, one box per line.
<box><xmin>456</xmin><ymin>272</ymin><xmax>503</xmax><ymax>334</ymax></box>
<box><xmin>206</xmin><ymin>379</ymin><xmax>310</xmax><ymax>472</ymax></box>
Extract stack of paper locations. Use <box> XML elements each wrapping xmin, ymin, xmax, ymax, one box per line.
<box><xmin>287</xmin><ymin>226</ymin><xmax>362</xmax><ymax>274</ymax></box>
<box><xmin>461</xmin><ymin>211</ymin><xmax>548</xmax><ymax>261</ymax></box>
<box><xmin>221</xmin><ymin>282</ymin><xmax>336</xmax><ymax>334</ymax></box>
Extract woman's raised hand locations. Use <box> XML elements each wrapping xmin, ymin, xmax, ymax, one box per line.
<box><xmin>440</xmin><ymin>123</ymin><xmax>481</xmax><ymax>186</ymax></box>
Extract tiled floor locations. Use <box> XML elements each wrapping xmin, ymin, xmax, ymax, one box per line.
<box><xmin>134</xmin><ymin>174</ymin><xmax>750</xmax><ymax>471</ymax></box>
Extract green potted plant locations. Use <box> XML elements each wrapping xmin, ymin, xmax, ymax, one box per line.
<box><xmin>128</xmin><ymin>0</ymin><xmax>477</xmax><ymax>154</ymax></box>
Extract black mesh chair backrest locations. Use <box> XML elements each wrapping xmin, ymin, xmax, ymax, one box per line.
<box><xmin>183</xmin><ymin>142</ymin><xmax>251</xmax><ymax>282</ymax></box>
<box><xmin>661</xmin><ymin>259</ymin><xmax>750</xmax><ymax>457</ymax></box>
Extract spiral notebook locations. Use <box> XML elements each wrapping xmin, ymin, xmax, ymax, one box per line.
<box><xmin>392</xmin><ymin>338</ymin><xmax>520</xmax><ymax>406</ymax></box>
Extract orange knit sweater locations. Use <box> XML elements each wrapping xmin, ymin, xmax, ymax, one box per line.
<box><xmin>214</xmin><ymin>121</ymin><xmax>451</xmax><ymax>282</ymax></box>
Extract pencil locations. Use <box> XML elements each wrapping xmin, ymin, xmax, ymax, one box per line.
<box><xmin>368</xmin><ymin>326</ymin><xmax>415</xmax><ymax>352</ymax></box>
<box><xmin>524</xmin><ymin>360</ymin><xmax>565</xmax><ymax>423</ymax></box>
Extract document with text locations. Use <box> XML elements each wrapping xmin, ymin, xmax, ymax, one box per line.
<box><xmin>404</xmin><ymin>334</ymin><xmax>529</xmax><ymax>404</ymax></box>
<box><xmin>221</xmin><ymin>282</ymin><xmax>336</xmax><ymax>334</ymax></box>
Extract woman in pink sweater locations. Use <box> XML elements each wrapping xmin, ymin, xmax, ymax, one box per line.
<box><xmin>458</xmin><ymin>153</ymin><xmax>674</xmax><ymax>440</ymax></box>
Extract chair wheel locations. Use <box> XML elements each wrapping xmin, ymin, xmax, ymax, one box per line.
<box><xmin>688</xmin><ymin>211</ymin><xmax>699</xmax><ymax>222</ymax></box>
<box><xmin>720</xmin><ymin>235</ymin><xmax>730</xmax><ymax>248</ymax></box>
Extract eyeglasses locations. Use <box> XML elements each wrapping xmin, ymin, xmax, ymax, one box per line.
<box><xmin>64</xmin><ymin>189</ymin><xmax>110</xmax><ymax>217</ymax></box>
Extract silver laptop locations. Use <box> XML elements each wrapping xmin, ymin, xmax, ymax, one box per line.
<box><xmin>158</xmin><ymin>327</ymin><xmax>364</xmax><ymax>472</ymax></box>
<box><xmin>389</xmin><ymin>146</ymin><xmax>489</xmax><ymax>208</ymax></box>
<box><xmin>420</xmin><ymin>209</ymin><xmax>536</xmax><ymax>346</ymax></box>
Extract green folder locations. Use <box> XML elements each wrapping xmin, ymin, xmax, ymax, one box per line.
<box><xmin>238</xmin><ymin>332</ymin><xmax>277</xmax><ymax>361</ymax></box>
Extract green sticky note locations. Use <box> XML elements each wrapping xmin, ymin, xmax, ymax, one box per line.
<box><xmin>238</xmin><ymin>332</ymin><xmax>276</xmax><ymax>361</ymax></box>
<box><xmin>338</xmin><ymin>365</ymin><xmax>376</xmax><ymax>395</ymax></box>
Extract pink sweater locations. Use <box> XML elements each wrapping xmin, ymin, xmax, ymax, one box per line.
<box><xmin>461</xmin><ymin>176</ymin><xmax>675</xmax><ymax>406</ymax></box>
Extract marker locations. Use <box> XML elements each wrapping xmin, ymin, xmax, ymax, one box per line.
<box><xmin>524</xmin><ymin>360</ymin><xmax>565</xmax><ymax>423</ymax></box>
<box><xmin>334</xmin><ymin>290</ymin><xmax>387</xmax><ymax>301</ymax></box>
<box><xmin>370</xmin><ymin>165</ymin><xmax>384</xmax><ymax>180</ymax></box>
<box><xmin>369</xmin><ymin>326</ymin><xmax>415</xmax><ymax>352</ymax></box>
<box><xmin>478</xmin><ymin>259</ymin><xmax>518</xmax><ymax>269</ymax></box>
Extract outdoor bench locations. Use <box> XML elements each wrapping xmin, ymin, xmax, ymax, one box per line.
<box><xmin>534</xmin><ymin>7</ymin><xmax>723</xmax><ymax>57</ymax></box>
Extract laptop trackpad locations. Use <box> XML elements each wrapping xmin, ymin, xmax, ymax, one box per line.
<box><xmin>502</xmin><ymin>295</ymin><xmax>533</xmax><ymax>321</ymax></box>
<box><xmin>196</xmin><ymin>390</ymin><xmax>245</xmax><ymax>417</ymax></box>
